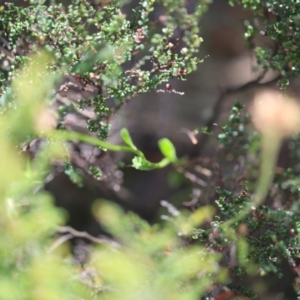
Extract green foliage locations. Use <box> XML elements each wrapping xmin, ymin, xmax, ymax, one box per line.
<box><xmin>3</xmin><ymin>0</ymin><xmax>300</xmax><ymax>299</ymax></box>
<box><xmin>217</xmin><ymin>100</ymin><xmax>250</xmax><ymax>148</ymax></box>
<box><xmin>231</xmin><ymin>0</ymin><xmax>300</xmax><ymax>88</ymax></box>
<box><xmin>0</xmin><ymin>0</ymin><xmax>207</xmax><ymax>140</ymax></box>
<box><xmin>0</xmin><ymin>52</ymin><xmax>87</xmax><ymax>300</ymax></box>
<box><xmin>120</xmin><ymin>128</ymin><xmax>180</xmax><ymax>170</ymax></box>
<box><xmin>192</xmin><ymin>99</ymin><xmax>300</xmax><ymax>297</ymax></box>
<box><xmin>90</xmin><ymin>202</ymin><xmax>226</xmax><ymax>300</ymax></box>
<box><xmin>0</xmin><ymin>52</ymin><xmax>223</xmax><ymax>298</ymax></box>
<box><xmin>0</xmin><ymin>1</ymin><xmax>229</xmax><ymax>299</ymax></box>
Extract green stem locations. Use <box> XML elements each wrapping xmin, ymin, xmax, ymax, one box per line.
<box><xmin>253</xmin><ymin>134</ymin><xmax>281</xmax><ymax>206</ymax></box>
<box><xmin>52</xmin><ymin>131</ymin><xmax>145</xmax><ymax>157</ymax></box>
<box><xmin>222</xmin><ymin>134</ymin><xmax>281</xmax><ymax>229</ymax></box>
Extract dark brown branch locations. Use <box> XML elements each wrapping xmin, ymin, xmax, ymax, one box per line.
<box><xmin>189</xmin><ymin>72</ymin><xmax>282</xmax><ymax>161</ymax></box>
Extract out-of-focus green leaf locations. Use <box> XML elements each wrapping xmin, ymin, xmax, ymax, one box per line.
<box><xmin>158</xmin><ymin>138</ymin><xmax>177</xmax><ymax>162</ymax></box>
<box><xmin>120</xmin><ymin>128</ymin><xmax>137</xmax><ymax>150</ymax></box>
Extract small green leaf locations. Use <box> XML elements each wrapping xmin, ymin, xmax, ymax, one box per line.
<box><xmin>132</xmin><ymin>156</ymin><xmax>171</xmax><ymax>171</ymax></box>
<box><xmin>120</xmin><ymin>128</ymin><xmax>137</xmax><ymax>150</ymax></box>
<box><xmin>158</xmin><ymin>138</ymin><xmax>177</xmax><ymax>162</ymax></box>
<box><xmin>132</xmin><ymin>157</ymin><xmax>154</xmax><ymax>170</ymax></box>
<box><xmin>64</xmin><ymin>162</ymin><xmax>83</xmax><ymax>187</ymax></box>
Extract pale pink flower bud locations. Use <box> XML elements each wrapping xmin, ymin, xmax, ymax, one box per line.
<box><xmin>251</xmin><ymin>89</ymin><xmax>300</xmax><ymax>138</ymax></box>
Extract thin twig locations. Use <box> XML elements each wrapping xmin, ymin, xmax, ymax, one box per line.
<box><xmin>190</xmin><ymin>72</ymin><xmax>282</xmax><ymax>160</ymax></box>
<box><xmin>48</xmin><ymin>226</ymin><xmax>120</xmax><ymax>253</ymax></box>
<box><xmin>48</xmin><ymin>233</ymin><xmax>73</xmax><ymax>253</ymax></box>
